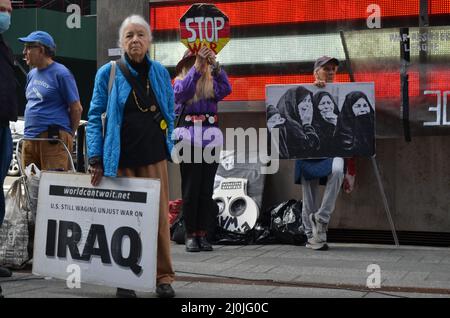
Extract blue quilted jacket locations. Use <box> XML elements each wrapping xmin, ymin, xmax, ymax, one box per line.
<box><xmin>86</xmin><ymin>55</ymin><xmax>174</xmax><ymax>177</ymax></box>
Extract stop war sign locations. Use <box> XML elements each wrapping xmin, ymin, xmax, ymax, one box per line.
<box><xmin>180</xmin><ymin>3</ymin><xmax>230</xmax><ymax>54</ymax></box>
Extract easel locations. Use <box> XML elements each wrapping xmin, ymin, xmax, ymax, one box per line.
<box><xmin>339</xmin><ymin>31</ymin><xmax>400</xmax><ymax>247</ymax></box>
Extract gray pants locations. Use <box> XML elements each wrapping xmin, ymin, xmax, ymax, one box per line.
<box><xmin>301</xmin><ymin>158</ymin><xmax>344</xmax><ymax>239</ymax></box>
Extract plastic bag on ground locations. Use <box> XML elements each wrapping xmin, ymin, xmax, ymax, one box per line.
<box><xmin>269</xmin><ymin>200</ymin><xmax>306</xmax><ymax>245</ymax></box>
<box><xmin>0</xmin><ymin>177</ymin><xmax>31</xmax><ymax>269</ymax></box>
<box><xmin>24</xmin><ymin>163</ymin><xmax>41</xmax><ymax>223</ymax></box>
<box><xmin>169</xmin><ymin>199</ymin><xmax>183</xmax><ymax>226</ymax></box>
<box><xmin>170</xmin><ymin>210</ymin><xmax>185</xmax><ymax>244</ymax></box>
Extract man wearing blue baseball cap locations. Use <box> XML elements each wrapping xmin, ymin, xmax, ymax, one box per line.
<box><xmin>18</xmin><ymin>30</ymin><xmax>83</xmax><ymax>171</ymax></box>
<box><xmin>19</xmin><ymin>30</ymin><xmax>56</xmax><ymax>54</ymax></box>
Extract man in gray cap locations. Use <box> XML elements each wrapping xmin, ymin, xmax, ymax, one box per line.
<box><xmin>294</xmin><ymin>55</ymin><xmax>349</xmax><ymax>251</ymax></box>
<box><xmin>18</xmin><ymin>31</ymin><xmax>82</xmax><ymax>171</ymax></box>
<box><xmin>313</xmin><ymin>56</ymin><xmax>339</xmax><ymax>87</ymax></box>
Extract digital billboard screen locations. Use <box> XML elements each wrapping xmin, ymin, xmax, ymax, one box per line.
<box><xmin>149</xmin><ymin>0</ymin><xmax>450</xmax><ymax>137</ymax></box>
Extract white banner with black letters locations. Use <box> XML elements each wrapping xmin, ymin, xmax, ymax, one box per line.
<box><xmin>32</xmin><ymin>172</ymin><xmax>160</xmax><ymax>292</ymax></box>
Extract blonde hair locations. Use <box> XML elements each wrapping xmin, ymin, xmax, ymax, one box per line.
<box><xmin>176</xmin><ymin>65</ymin><xmax>215</xmax><ymax>104</ymax></box>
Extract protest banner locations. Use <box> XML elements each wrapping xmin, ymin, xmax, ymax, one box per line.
<box><xmin>32</xmin><ymin>172</ymin><xmax>160</xmax><ymax>292</ymax></box>
<box><xmin>180</xmin><ymin>3</ymin><xmax>230</xmax><ymax>54</ymax></box>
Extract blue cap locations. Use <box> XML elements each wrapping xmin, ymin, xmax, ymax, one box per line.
<box><xmin>18</xmin><ymin>31</ymin><xmax>56</xmax><ymax>50</ymax></box>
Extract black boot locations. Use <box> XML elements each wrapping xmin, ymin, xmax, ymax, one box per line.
<box><xmin>116</xmin><ymin>288</ymin><xmax>137</xmax><ymax>298</ymax></box>
<box><xmin>156</xmin><ymin>284</ymin><xmax>175</xmax><ymax>298</ymax></box>
<box><xmin>185</xmin><ymin>237</ymin><xmax>200</xmax><ymax>252</ymax></box>
<box><xmin>198</xmin><ymin>236</ymin><xmax>213</xmax><ymax>251</ymax></box>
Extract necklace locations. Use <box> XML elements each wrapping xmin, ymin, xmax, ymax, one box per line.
<box><xmin>132</xmin><ymin>79</ymin><xmax>151</xmax><ymax>112</ymax></box>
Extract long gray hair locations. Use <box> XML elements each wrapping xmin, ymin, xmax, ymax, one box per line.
<box><xmin>118</xmin><ymin>14</ymin><xmax>152</xmax><ymax>48</ymax></box>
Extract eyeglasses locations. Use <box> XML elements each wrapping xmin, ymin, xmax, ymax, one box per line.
<box><xmin>24</xmin><ymin>45</ymin><xmax>42</xmax><ymax>51</ymax></box>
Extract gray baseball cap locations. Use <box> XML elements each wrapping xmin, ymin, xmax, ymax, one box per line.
<box><xmin>314</xmin><ymin>56</ymin><xmax>339</xmax><ymax>71</ymax></box>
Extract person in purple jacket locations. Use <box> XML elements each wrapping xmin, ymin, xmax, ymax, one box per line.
<box><xmin>173</xmin><ymin>46</ymin><xmax>232</xmax><ymax>252</ymax></box>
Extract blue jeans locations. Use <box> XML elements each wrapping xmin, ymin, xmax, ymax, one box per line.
<box><xmin>0</xmin><ymin>126</ymin><xmax>13</xmax><ymax>225</ymax></box>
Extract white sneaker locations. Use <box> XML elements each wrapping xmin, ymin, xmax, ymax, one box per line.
<box><xmin>305</xmin><ymin>237</ymin><xmax>328</xmax><ymax>250</ymax></box>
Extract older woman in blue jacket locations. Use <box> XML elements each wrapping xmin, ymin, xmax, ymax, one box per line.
<box><xmin>86</xmin><ymin>15</ymin><xmax>175</xmax><ymax>299</ymax></box>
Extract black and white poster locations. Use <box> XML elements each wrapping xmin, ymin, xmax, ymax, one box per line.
<box><xmin>266</xmin><ymin>82</ymin><xmax>376</xmax><ymax>159</ymax></box>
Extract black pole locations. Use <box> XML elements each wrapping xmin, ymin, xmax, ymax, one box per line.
<box><xmin>419</xmin><ymin>0</ymin><xmax>429</xmax><ymax>28</ymax></box>
<box><xmin>419</xmin><ymin>0</ymin><xmax>429</xmax><ymax>104</ymax></box>
<box><xmin>400</xmin><ymin>27</ymin><xmax>411</xmax><ymax>142</ymax></box>
<box><xmin>339</xmin><ymin>30</ymin><xmax>355</xmax><ymax>82</ymax></box>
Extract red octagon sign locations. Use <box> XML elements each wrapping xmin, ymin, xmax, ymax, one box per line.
<box><xmin>180</xmin><ymin>3</ymin><xmax>230</xmax><ymax>54</ymax></box>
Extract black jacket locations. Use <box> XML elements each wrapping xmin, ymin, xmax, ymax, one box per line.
<box><xmin>0</xmin><ymin>34</ymin><xmax>18</xmax><ymax>126</ymax></box>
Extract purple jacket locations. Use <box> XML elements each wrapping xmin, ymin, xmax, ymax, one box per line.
<box><xmin>173</xmin><ymin>66</ymin><xmax>232</xmax><ymax>148</ymax></box>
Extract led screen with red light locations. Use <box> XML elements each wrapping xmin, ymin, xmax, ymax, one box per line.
<box><xmin>150</xmin><ymin>0</ymin><xmax>450</xmax><ymax>136</ymax></box>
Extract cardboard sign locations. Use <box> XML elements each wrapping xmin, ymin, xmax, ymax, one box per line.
<box><xmin>32</xmin><ymin>172</ymin><xmax>160</xmax><ymax>292</ymax></box>
<box><xmin>266</xmin><ymin>82</ymin><xmax>376</xmax><ymax>159</ymax></box>
<box><xmin>180</xmin><ymin>3</ymin><xmax>230</xmax><ymax>54</ymax></box>
<box><xmin>213</xmin><ymin>178</ymin><xmax>259</xmax><ymax>234</ymax></box>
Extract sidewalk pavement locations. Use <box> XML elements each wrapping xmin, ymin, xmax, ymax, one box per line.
<box><xmin>1</xmin><ymin>242</ymin><xmax>450</xmax><ymax>298</ymax></box>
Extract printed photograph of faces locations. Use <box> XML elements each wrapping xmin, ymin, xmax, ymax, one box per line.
<box><xmin>266</xmin><ymin>83</ymin><xmax>376</xmax><ymax>159</ymax></box>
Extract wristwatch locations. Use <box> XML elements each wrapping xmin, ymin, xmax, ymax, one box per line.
<box><xmin>88</xmin><ymin>157</ymin><xmax>102</xmax><ymax>166</ymax></box>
